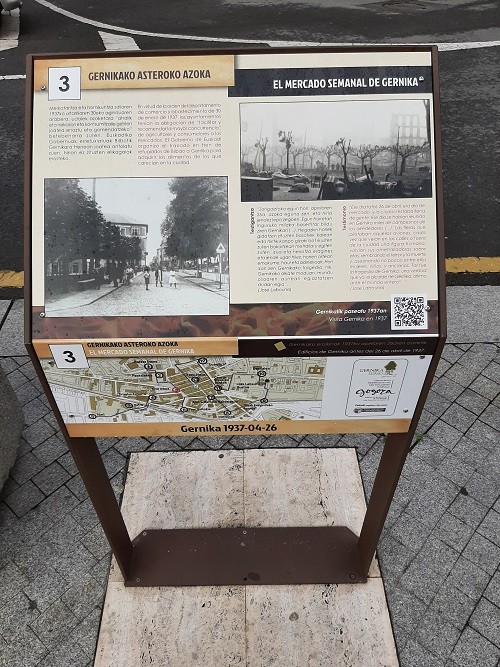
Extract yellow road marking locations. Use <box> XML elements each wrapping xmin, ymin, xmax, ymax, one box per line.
<box><xmin>0</xmin><ymin>270</ymin><xmax>24</xmax><ymax>288</ymax></box>
<box><xmin>0</xmin><ymin>259</ymin><xmax>499</xmax><ymax>289</ymax></box>
<box><xmin>446</xmin><ymin>257</ymin><xmax>500</xmax><ymax>273</ymax></box>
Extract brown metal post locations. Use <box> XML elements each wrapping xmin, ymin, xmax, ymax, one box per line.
<box><xmin>357</xmin><ymin>341</ymin><xmax>446</xmax><ymax>577</ymax></box>
<box><xmin>356</xmin><ymin>432</ymin><xmax>411</xmax><ymax>576</ymax></box>
<box><xmin>62</xmin><ymin>435</ymin><xmax>134</xmax><ymax>580</ymax></box>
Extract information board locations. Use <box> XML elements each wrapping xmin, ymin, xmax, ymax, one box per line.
<box><xmin>26</xmin><ymin>47</ymin><xmax>445</xmax><ymax>437</ymax></box>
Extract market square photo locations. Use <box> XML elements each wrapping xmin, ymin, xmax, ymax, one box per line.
<box><xmin>240</xmin><ymin>99</ymin><xmax>433</xmax><ymax>202</ymax></box>
<box><xmin>43</xmin><ymin>176</ymin><xmax>229</xmax><ymax>318</ymax></box>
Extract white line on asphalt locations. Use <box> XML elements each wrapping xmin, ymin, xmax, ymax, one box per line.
<box><xmin>0</xmin><ymin>8</ymin><xmax>20</xmax><ymax>51</ymax></box>
<box><xmin>32</xmin><ymin>0</ymin><xmax>500</xmax><ymax>50</ymax></box>
<box><xmin>99</xmin><ymin>30</ymin><xmax>140</xmax><ymax>51</ymax></box>
<box><xmin>0</xmin><ymin>74</ymin><xmax>25</xmax><ymax>80</ymax></box>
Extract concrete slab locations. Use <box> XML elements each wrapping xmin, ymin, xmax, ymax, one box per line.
<box><xmin>97</xmin><ymin>450</ymin><xmax>397</xmax><ymax>667</ymax></box>
<box><xmin>446</xmin><ymin>286</ymin><xmax>500</xmax><ymax>344</ymax></box>
<box><xmin>0</xmin><ymin>299</ymin><xmax>24</xmax><ymax>356</ymax></box>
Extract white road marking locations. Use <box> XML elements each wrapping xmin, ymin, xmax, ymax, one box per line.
<box><xmin>0</xmin><ymin>74</ymin><xmax>25</xmax><ymax>80</ymax></box>
<box><xmin>32</xmin><ymin>0</ymin><xmax>500</xmax><ymax>51</ymax></box>
<box><xmin>0</xmin><ymin>8</ymin><xmax>20</xmax><ymax>51</ymax></box>
<box><xmin>99</xmin><ymin>30</ymin><xmax>140</xmax><ymax>51</ymax></box>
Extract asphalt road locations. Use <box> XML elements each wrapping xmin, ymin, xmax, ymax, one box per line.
<box><xmin>1</xmin><ymin>0</ymin><xmax>500</xmax><ymax>297</ymax></box>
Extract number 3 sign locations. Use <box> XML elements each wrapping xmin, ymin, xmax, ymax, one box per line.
<box><xmin>49</xmin><ymin>344</ymin><xmax>89</xmax><ymax>369</ymax></box>
<box><xmin>48</xmin><ymin>67</ymin><xmax>81</xmax><ymax>101</ymax></box>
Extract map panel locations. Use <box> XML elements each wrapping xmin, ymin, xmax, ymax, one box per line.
<box><xmin>41</xmin><ymin>356</ymin><xmax>326</xmax><ymax>426</ymax></box>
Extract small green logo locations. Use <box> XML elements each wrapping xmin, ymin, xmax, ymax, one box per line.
<box><xmin>384</xmin><ymin>361</ymin><xmax>397</xmax><ymax>372</ymax></box>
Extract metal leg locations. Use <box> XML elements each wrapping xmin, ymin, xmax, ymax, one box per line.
<box><xmin>356</xmin><ymin>432</ymin><xmax>412</xmax><ymax>577</ymax></box>
<box><xmin>63</xmin><ymin>435</ymin><xmax>133</xmax><ymax>580</ymax></box>
<box><xmin>26</xmin><ymin>344</ymin><xmax>133</xmax><ymax>580</ymax></box>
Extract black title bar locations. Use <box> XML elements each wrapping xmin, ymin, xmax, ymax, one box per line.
<box><xmin>228</xmin><ymin>66</ymin><xmax>432</xmax><ymax>97</ymax></box>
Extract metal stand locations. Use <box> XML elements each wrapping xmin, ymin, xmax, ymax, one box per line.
<box><xmin>28</xmin><ymin>336</ymin><xmax>443</xmax><ymax>586</ymax></box>
<box><xmin>59</xmin><ymin>431</ymin><xmax>410</xmax><ymax>586</ymax></box>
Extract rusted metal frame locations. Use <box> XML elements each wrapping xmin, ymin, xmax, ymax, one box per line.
<box><xmin>357</xmin><ymin>45</ymin><xmax>447</xmax><ymax>577</ymax></box>
<box><xmin>25</xmin><ymin>46</ymin><xmax>444</xmax><ymax>587</ymax></box>
<box><xmin>126</xmin><ymin>526</ymin><xmax>365</xmax><ymax>587</ymax></box>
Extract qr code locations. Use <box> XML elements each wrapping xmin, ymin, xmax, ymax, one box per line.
<box><xmin>391</xmin><ymin>295</ymin><xmax>428</xmax><ymax>329</ymax></box>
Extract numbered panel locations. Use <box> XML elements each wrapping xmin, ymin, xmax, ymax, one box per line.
<box><xmin>48</xmin><ymin>67</ymin><xmax>81</xmax><ymax>101</ymax></box>
<box><xmin>49</xmin><ymin>344</ymin><xmax>89</xmax><ymax>369</ymax></box>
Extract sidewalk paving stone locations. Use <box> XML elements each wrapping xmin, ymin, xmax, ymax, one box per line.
<box><xmin>469</xmin><ymin>374</ymin><xmax>500</xmax><ymax>400</ymax></box>
<box><xmin>468</xmin><ymin>597</ymin><xmax>500</xmax><ymax>649</ymax></box>
<box><xmin>399</xmin><ymin>637</ymin><xmax>446</xmax><ymax>667</ymax></box>
<box><xmin>445</xmin><ymin>555</ymin><xmax>492</xmax><ymax>601</ymax></box>
<box><xmin>444</xmin><ymin>363</ymin><xmax>480</xmax><ymax>388</ymax></box>
<box><xmin>32</xmin><ymin>462</ymin><xmax>71</xmax><ymax>496</ymax></box>
<box><xmin>37</xmin><ymin>638</ymin><xmax>89</xmax><ymax>667</ymax></box>
<box><xmin>448</xmin><ymin>492</ymin><xmax>489</xmax><ymax>529</ymax></box>
<box><xmin>463</xmin><ymin>419</ymin><xmax>500</xmax><ymax>448</ymax></box>
<box><xmin>454</xmin><ymin>388</ymin><xmax>490</xmax><ymax>415</ymax></box>
<box><xmin>4</xmin><ymin>480</ymin><xmax>45</xmax><ymax>517</ymax></box>
<box><xmin>416</xmin><ymin>610</ymin><xmax>461</xmax><ymax>662</ymax></box>
<box><xmin>461</xmin><ymin>533</ymin><xmax>500</xmax><ymax>575</ymax></box>
<box><xmin>465</xmin><ymin>472</ymin><xmax>500</xmax><ymax>506</ymax></box>
<box><xmin>0</xmin><ymin>625</ymin><xmax>48</xmax><ymax>667</ymax></box>
<box><xmin>449</xmin><ymin>626</ymin><xmax>500</xmax><ymax>667</ymax></box>
<box><xmin>440</xmin><ymin>404</ymin><xmax>478</xmax><ymax>432</ymax></box>
<box><xmin>438</xmin><ymin>452</ymin><xmax>475</xmax><ymax>487</ymax></box>
<box><xmin>484</xmin><ymin>571</ymin><xmax>500</xmax><ymax>608</ymax></box>
<box><xmin>427</xmin><ymin>581</ymin><xmax>477</xmax><ymax>630</ymax></box>
<box><xmin>0</xmin><ymin>299</ymin><xmax>25</xmax><ymax>356</ymax></box>
<box><xmin>482</xmin><ymin>361</ymin><xmax>500</xmax><ymax>384</ymax></box>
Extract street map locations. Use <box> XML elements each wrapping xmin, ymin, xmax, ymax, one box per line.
<box><xmin>41</xmin><ymin>356</ymin><xmax>326</xmax><ymax>425</ymax></box>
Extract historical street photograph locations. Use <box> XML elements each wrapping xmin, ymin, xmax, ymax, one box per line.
<box><xmin>240</xmin><ymin>99</ymin><xmax>433</xmax><ymax>202</ymax></box>
<box><xmin>43</xmin><ymin>176</ymin><xmax>229</xmax><ymax>318</ymax></box>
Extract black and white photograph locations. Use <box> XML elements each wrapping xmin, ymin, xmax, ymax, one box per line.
<box><xmin>43</xmin><ymin>177</ymin><xmax>229</xmax><ymax>318</ymax></box>
<box><xmin>240</xmin><ymin>99</ymin><xmax>432</xmax><ymax>202</ymax></box>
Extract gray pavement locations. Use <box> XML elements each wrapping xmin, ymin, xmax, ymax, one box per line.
<box><xmin>0</xmin><ymin>287</ymin><xmax>499</xmax><ymax>666</ymax></box>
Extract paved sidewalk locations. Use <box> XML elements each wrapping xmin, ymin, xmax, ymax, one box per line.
<box><xmin>0</xmin><ymin>290</ymin><xmax>499</xmax><ymax>667</ymax></box>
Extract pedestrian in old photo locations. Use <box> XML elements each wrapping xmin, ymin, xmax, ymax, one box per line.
<box><xmin>155</xmin><ymin>268</ymin><xmax>162</xmax><ymax>287</ymax></box>
<box><xmin>144</xmin><ymin>267</ymin><xmax>150</xmax><ymax>291</ymax></box>
<box><xmin>169</xmin><ymin>269</ymin><xmax>177</xmax><ymax>289</ymax></box>
<box><xmin>93</xmin><ymin>267</ymin><xmax>103</xmax><ymax>290</ymax></box>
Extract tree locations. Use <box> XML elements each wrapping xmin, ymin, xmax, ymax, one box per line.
<box><xmin>162</xmin><ymin>177</ymin><xmax>228</xmax><ymax>268</ymax></box>
<box><xmin>305</xmin><ymin>145</ymin><xmax>318</xmax><ymax>171</ymax></box>
<box><xmin>353</xmin><ymin>144</ymin><xmax>387</xmax><ymax>172</ymax></box>
<box><xmin>390</xmin><ymin>142</ymin><xmax>428</xmax><ymax>175</ymax></box>
<box><xmin>44</xmin><ymin>178</ymin><xmax>108</xmax><ymax>277</ymax></box>
<box><xmin>241</xmin><ymin>144</ymin><xmax>251</xmax><ymax>162</ymax></box>
<box><xmin>335</xmin><ymin>137</ymin><xmax>351</xmax><ymax>168</ymax></box>
<box><xmin>273</xmin><ymin>144</ymin><xmax>287</xmax><ymax>169</ymax></box>
<box><xmin>321</xmin><ymin>144</ymin><xmax>338</xmax><ymax>171</ymax></box>
<box><xmin>278</xmin><ymin>130</ymin><xmax>293</xmax><ymax>173</ymax></box>
<box><xmin>290</xmin><ymin>146</ymin><xmax>304</xmax><ymax>171</ymax></box>
<box><xmin>254</xmin><ymin>137</ymin><xmax>269</xmax><ymax>172</ymax></box>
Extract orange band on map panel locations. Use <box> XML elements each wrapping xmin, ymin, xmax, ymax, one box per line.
<box><xmin>66</xmin><ymin>419</ymin><xmax>411</xmax><ymax>438</ymax></box>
